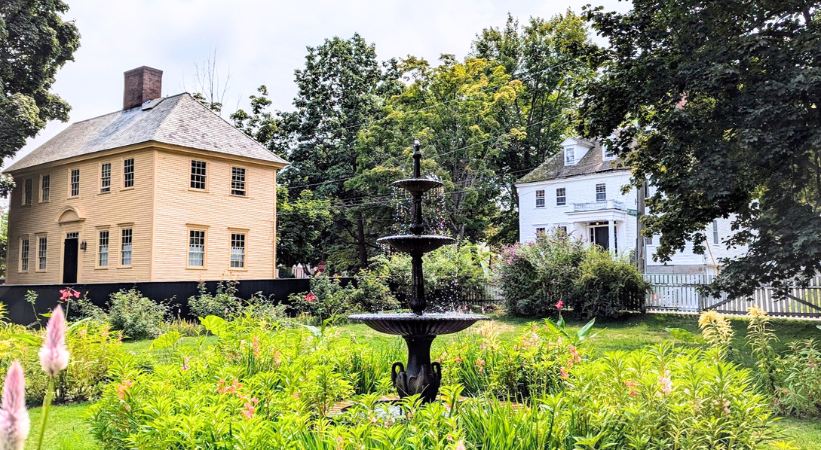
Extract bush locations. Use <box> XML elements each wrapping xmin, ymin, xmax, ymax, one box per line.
<box><xmin>347</xmin><ymin>269</ymin><xmax>400</xmax><ymax>312</ymax></box>
<box><xmin>288</xmin><ymin>275</ymin><xmax>355</xmax><ymax>323</ymax></box>
<box><xmin>373</xmin><ymin>242</ymin><xmax>492</xmax><ymax>309</ymax></box>
<box><xmin>0</xmin><ymin>319</ymin><xmax>127</xmax><ymax>403</ymax></box>
<box><xmin>108</xmin><ymin>289</ymin><xmax>167</xmax><ymax>339</ymax></box>
<box><xmin>498</xmin><ymin>233</ymin><xmax>585</xmax><ymax>316</ymax></box>
<box><xmin>572</xmin><ymin>248</ymin><xmax>649</xmax><ymax>319</ymax></box>
<box><xmin>89</xmin><ymin>315</ymin><xmax>777</xmax><ymax>449</ymax></box>
<box><xmin>187</xmin><ymin>281</ymin><xmax>242</xmax><ymax>319</ymax></box>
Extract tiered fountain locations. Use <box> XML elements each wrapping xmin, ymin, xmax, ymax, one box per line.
<box><xmin>349</xmin><ymin>140</ymin><xmax>487</xmax><ymax>403</ymax></box>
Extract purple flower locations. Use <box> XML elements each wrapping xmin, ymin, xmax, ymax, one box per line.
<box><xmin>0</xmin><ymin>361</ymin><xmax>30</xmax><ymax>450</ymax></box>
<box><xmin>39</xmin><ymin>305</ymin><xmax>69</xmax><ymax>377</ymax></box>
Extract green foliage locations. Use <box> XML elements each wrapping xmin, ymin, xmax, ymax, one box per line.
<box><xmin>0</xmin><ymin>0</ymin><xmax>80</xmax><ymax>180</ymax></box>
<box><xmin>582</xmin><ymin>1</ymin><xmax>821</xmax><ymax>297</ymax></box>
<box><xmin>0</xmin><ymin>319</ymin><xmax>126</xmax><ymax>403</ymax></box>
<box><xmin>88</xmin><ymin>315</ymin><xmax>777</xmax><ymax>449</ymax></box>
<box><xmin>275</xmin><ymin>188</ymin><xmax>333</xmax><ymax>267</ymax></box>
<box><xmin>288</xmin><ymin>275</ymin><xmax>357</xmax><ymax>324</ymax></box>
<box><xmin>0</xmin><ymin>210</ymin><xmax>7</xmax><ymax>277</ymax></box>
<box><xmin>573</xmin><ymin>247</ymin><xmax>649</xmax><ymax>319</ymax></box>
<box><xmin>498</xmin><ymin>233</ymin><xmax>586</xmax><ymax>316</ymax></box>
<box><xmin>773</xmin><ymin>339</ymin><xmax>821</xmax><ymax>418</ymax></box>
<box><xmin>187</xmin><ymin>281</ymin><xmax>242</xmax><ymax>319</ymax></box>
<box><xmin>108</xmin><ymin>289</ymin><xmax>168</xmax><ymax>340</ymax></box>
<box><xmin>698</xmin><ymin>311</ymin><xmax>735</xmax><ymax>359</ymax></box>
<box><xmin>347</xmin><ymin>269</ymin><xmax>400</xmax><ymax>313</ymax></box>
<box><xmin>372</xmin><ymin>242</ymin><xmax>492</xmax><ymax>308</ymax></box>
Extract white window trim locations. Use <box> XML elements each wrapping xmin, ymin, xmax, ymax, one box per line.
<box><xmin>96</xmin><ymin>228</ymin><xmax>110</xmax><ymax>269</ymax></box>
<box><xmin>68</xmin><ymin>168</ymin><xmax>80</xmax><ymax>198</ymax></box>
<box><xmin>187</xmin><ymin>226</ymin><xmax>208</xmax><ymax>269</ymax></box>
<box><xmin>100</xmin><ymin>162</ymin><xmax>112</xmax><ymax>194</ymax></box>
<box><xmin>120</xmin><ymin>227</ymin><xmax>133</xmax><ymax>267</ymax></box>
<box><xmin>535</xmin><ymin>189</ymin><xmax>545</xmax><ymax>208</ymax></box>
<box><xmin>19</xmin><ymin>236</ymin><xmax>30</xmax><ymax>273</ymax></box>
<box><xmin>229</xmin><ymin>231</ymin><xmax>247</xmax><ymax>270</ymax></box>
<box><xmin>123</xmin><ymin>157</ymin><xmax>135</xmax><ymax>189</ymax></box>
<box><xmin>564</xmin><ymin>146</ymin><xmax>576</xmax><ymax>166</ymax></box>
<box><xmin>602</xmin><ymin>145</ymin><xmax>616</xmax><ymax>161</ymax></box>
<box><xmin>21</xmin><ymin>178</ymin><xmax>33</xmax><ymax>206</ymax></box>
<box><xmin>39</xmin><ymin>174</ymin><xmax>50</xmax><ymax>203</ymax></box>
<box><xmin>231</xmin><ymin>166</ymin><xmax>247</xmax><ymax>197</ymax></box>
<box><xmin>35</xmin><ymin>234</ymin><xmax>48</xmax><ymax>272</ymax></box>
<box><xmin>556</xmin><ymin>187</ymin><xmax>566</xmax><ymax>206</ymax></box>
<box><xmin>595</xmin><ymin>183</ymin><xmax>607</xmax><ymax>202</ymax></box>
<box><xmin>190</xmin><ymin>160</ymin><xmax>208</xmax><ymax>191</ymax></box>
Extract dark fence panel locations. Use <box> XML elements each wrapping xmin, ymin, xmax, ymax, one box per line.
<box><xmin>0</xmin><ymin>278</ymin><xmax>333</xmax><ymax>325</ymax></box>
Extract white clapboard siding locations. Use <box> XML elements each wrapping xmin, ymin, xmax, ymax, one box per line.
<box><xmin>645</xmin><ymin>274</ymin><xmax>821</xmax><ymax>319</ymax></box>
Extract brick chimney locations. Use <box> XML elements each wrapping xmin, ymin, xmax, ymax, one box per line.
<box><xmin>123</xmin><ymin>66</ymin><xmax>163</xmax><ymax>109</ymax></box>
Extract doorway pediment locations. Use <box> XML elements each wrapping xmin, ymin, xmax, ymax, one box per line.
<box><xmin>57</xmin><ymin>207</ymin><xmax>85</xmax><ymax>224</ymax></box>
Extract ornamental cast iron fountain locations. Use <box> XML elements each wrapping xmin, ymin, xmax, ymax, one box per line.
<box><xmin>349</xmin><ymin>140</ymin><xmax>487</xmax><ymax>403</ymax></box>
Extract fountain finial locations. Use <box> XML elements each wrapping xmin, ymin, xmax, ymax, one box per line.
<box><xmin>412</xmin><ymin>140</ymin><xmax>421</xmax><ymax>178</ymax></box>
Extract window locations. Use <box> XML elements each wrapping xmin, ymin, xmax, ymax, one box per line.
<box><xmin>535</xmin><ymin>190</ymin><xmax>545</xmax><ymax>208</ymax></box>
<box><xmin>40</xmin><ymin>175</ymin><xmax>50</xmax><ymax>202</ymax></box>
<box><xmin>564</xmin><ymin>146</ymin><xmax>575</xmax><ymax>165</ymax></box>
<box><xmin>98</xmin><ymin>230</ymin><xmax>109</xmax><ymax>267</ymax></box>
<box><xmin>595</xmin><ymin>183</ymin><xmax>606</xmax><ymax>202</ymax></box>
<box><xmin>712</xmin><ymin>220</ymin><xmax>720</xmax><ymax>245</ymax></box>
<box><xmin>100</xmin><ymin>162</ymin><xmax>111</xmax><ymax>193</ymax></box>
<box><xmin>121</xmin><ymin>228</ymin><xmax>133</xmax><ymax>266</ymax></box>
<box><xmin>230</xmin><ymin>233</ymin><xmax>246</xmax><ymax>268</ymax></box>
<box><xmin>603</xmin><ymin>145</ymin><xmax>616</xmax><ymax>160</ymax></box>
<box><xmin>556</xmin><ymin>188</ymin><xmax>566</xmax><ymax>206</ymax></box>
<box><xmin>535</xmin><ymin>227</ymin><xmax>546</xmax><ymax>237</ymax></box>
<box><xmin>188</xmin><ymin>230</ymin><xmax>206</xmax><ymax>267</ymax></box>
<box><xmin>19</xmin><ymin>238</ymin><xmax>29</xmax><ymax>272</ymax></box>
<box><xmin>557</xmin><ymin>226</ymin><xmax>568</xmax><ymax>236</ymax></box>
<box><xmin>70</xmin><ymin>169</ymin><xmax>80</xmax><ymax>197</ymax></box>
<box><xmin>37</xmin><ymin>236</ymin><xmax>47</xmax><ymax>271</ymax></box>
<box><xmin>22</xmin><ymin>178</ymin><xmax>32</xmax><ymax>205</ymax></box>
<box><xmin>231</xmin><ymin>167</ymin><xmax>246</xmax><ymax>196</ymax></box>
<box><xmin>190</xmin><ymin>160</ymin><xmax>207</xmax><ymax>190</ymax></box>
<box><xmin>123</xmin><ymin>158</ymin><xmax>135</xmax><ymax>188</ymax></box>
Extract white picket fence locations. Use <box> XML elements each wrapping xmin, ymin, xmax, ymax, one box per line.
<box><xmin>645</xmin><ymin>273</ymin><xmax>821</xmax><ymax>319</ymax></box>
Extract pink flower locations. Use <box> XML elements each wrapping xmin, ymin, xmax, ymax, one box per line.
<box><xmin>116</xmin><ymin>379</ymin><xmax>133</xmax><ymax>401</ymax></box>
<box><xmin>658</xmin><ymin>370</ymin><xmax>673</xmax><ymax>395</ymax></box>
<box><xmin>568</xmin><ymin>345</ymin><xmax>581</xmax><ymax>364</ymax></box>
<box><xmin>454</xmin><ymin>441</ymin><xmax>466</xmax><ymax>450</ymax></box>
<box><xmin>559</xmin><ymin>366</ymin><xmax>569</xmax><ymax>380</ymax></box>
<box><xmin>555</xmin><ymin>300</ymin><xmax>564</xmax><ymax>311</ymax></box>
<box><xmin>241</xmin><ymin>397</ymin><xmax>259</xmax><ymax>419</ymax></box>
<box><xmin>304</xmin><ymin>292</ymin><xmax>317</xmax><ymax>303</ymax></box>
<box><xmin>624</xmin><ymin>379</ymin><xmax>639</xmax><ymax>397</ymax></box>
<box><xmin>58</xmin><ymin>287</ymin><xmax>80</xmax><ymax>302</ymax></box>
<box><xmin>39</xmin><ymin>305</ymin><xmax>69</xmax><ymax>377</ymax></box>
<box><xmin>0</xmin><ymin>361</ymin><xmax>30</xmax><ymax>450</ymax></box>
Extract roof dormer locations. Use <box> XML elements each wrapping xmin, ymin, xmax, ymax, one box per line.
<box><xmin>560</xmin><ymin>137</ymin><xmax>594</xmax><ymax>166</ymax></box>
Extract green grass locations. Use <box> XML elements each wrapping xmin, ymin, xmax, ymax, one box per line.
<box><xmin>33</xmin><ymin>314</ymin><xmax>821</xmax><ymax>449</ymax></box>
<box><xmin>26</xmin><ymin>402</ymin><xmax>99</xmax><ymax>450</ymax></box>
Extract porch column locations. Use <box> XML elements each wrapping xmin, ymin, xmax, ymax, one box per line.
<box><xmin>608</xmin><ymin>220</ymin><xmax>616</xmax><ymax>255</ymax></box>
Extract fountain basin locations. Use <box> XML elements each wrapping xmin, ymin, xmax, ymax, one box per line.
<box><xmin>349</xmin><ymin>312</ymin><xmax>487</xmax><ymax>336</ymax></box>
<box><xmin>392</xmin><ymin>178</ymin><xmax>443</xmax><ymax>194</ymax></box>
<box><xmin>377</xmin><ymin>235</ymin><xmax>455</xmax><ymax>254</ymax></box>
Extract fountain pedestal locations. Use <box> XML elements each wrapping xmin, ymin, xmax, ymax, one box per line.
<box><xmin>349</xmin><ymin>140</ymin><xmax>486</xmax><ymax>403</ymax></box>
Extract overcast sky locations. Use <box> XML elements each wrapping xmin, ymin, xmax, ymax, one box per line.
<box><xmin>8</xmin><ymin>0</ymin><xmax>631</xmax><ymax>170</ymax></box>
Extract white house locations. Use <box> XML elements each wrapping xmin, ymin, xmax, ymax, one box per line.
<box><xmin>516</xmin><ymin>137</ymin><xmax>745</xmax><ymax>274</ymax></box>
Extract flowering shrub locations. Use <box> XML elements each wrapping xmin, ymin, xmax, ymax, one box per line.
<box><xmin>88</xmin><ymin>314</ymin><xmax>776</xmax><ymax>449</ymax></box>
<box><xmin>572</xmin><ymin>247</ymin><xmax>649</xmax><ymax>319</ymax></box>
<box><xmin>108</xmin><ymin>289</ymin><xmax>168</xmax><ymax>340</ymax></box>
<box><xmin>289</xmin><ymin>273</ymin><xmax>399</xmax><ymax>323</ymax></box>
<box><xmin>498</xmin><ymin>233</ymin><xmax>585</xmax><ymax>317</ymax></box>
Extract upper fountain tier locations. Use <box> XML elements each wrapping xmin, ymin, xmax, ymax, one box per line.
<box><xmin>392</xmin><ymin>178</ymin><xmax>443</xmax><ymax>195</ymax></box>
<box><xmin>378</xmin><ymin>234</ymin><xmax>455</xmax><ymax>254</ymax></box>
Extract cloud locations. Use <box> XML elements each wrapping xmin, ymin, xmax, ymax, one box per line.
<box><xmin>6</xmin><ymin>0</ymin><xmax>630</xmax><ymax>171</ymax></box>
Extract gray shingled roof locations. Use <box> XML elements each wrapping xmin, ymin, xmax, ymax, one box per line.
<box><xmin>517</xmin><ymin>140</ymin><xmax>625</xmax><ymax>184</ymax></box>
<box><xmin>5</xmin><ymin>93</ymin><xmax>287</xmax><ymax>172</ymax></box>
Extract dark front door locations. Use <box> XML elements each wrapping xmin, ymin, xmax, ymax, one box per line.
<box><xmin>590</xmin><ymin>226</ymin><xmax>610</xmax><ymax>251</ymax></box>
<box><xmin>63</xmin><ymin>238</ymin><xmax>78</xmax><ymax>283</ymax></box>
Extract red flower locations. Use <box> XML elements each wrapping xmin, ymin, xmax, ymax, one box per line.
<box><xmin>59</xmin><ymin>287</ymin><xmax>80</xmax><ymax>302</ymax></box>
<box><xmin>555</xmin><ymin>299</ymin><xmax>564</xmax><ymax>311</ymax></box>
<box><xmin>304</xmin><ymin>292</ymin><xmax>317</xmax><ymax>303</ymax></box>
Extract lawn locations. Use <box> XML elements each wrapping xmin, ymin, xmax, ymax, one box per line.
<box><xmin>30</xmin><ymin>313</ymin><xmax>821</xmax><ymax>449</ymax></box>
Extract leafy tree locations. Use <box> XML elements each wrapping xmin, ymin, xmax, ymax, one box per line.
<box><xmin>276</xmin><ymin>188</ymin><xmax>332</xmax><ymax>267</ymax></box>
<box><xmin>581</xmin><ymin>1</ymin><xmax>821</xmax><ymax>296</ymax></box>
<box><xmin>0</xmin><ymin>0</ymin><xmax>80</xmax><ymax>193</ymax></box>
<box><xmin>472</xmin><ymin>12</ymin><xmax>599</xmax><ymax>243</ymax></box>
<box><xmin>233</xmin><ymin>35</ymin><xmax>401</xmax><ymax>270</ymax></box>
<box><xmin>365</xmin><ymin>56</ymin><xmax>522</xmax><ymax>242</ymax></box>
